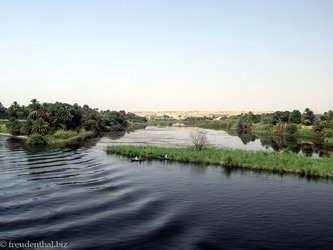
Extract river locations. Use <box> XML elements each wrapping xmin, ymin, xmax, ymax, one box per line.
<box><xmin>1</xmin><ymin>127</ymin><xmax>333</xmax><ymax>249</ymax></box>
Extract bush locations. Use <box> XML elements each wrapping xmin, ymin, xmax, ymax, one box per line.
<box><xmin>323</xmin><ymin>129</ymin><xmax>333</xmax><ymax>138</ymax></box>
<box><xmin>273</xmin><ymin>123</ymin><xmax>298</xmax><ymax>135</ymax></box>
<box><xmin>285</xmin><ymin>124</ymin><xmax>297</xmax><ymax>134</ymax></box>
<box><xmin>6</xmin><ymin>118</ymin><xmax>22</xmax><ymax>135</ymax></box>
<box><xmin>191</xmin><ymin>130</ymin><xmax>208</xmax><ymax>151</ymax></box>
<box><xmin>324</xmin><ymin>138</ymin><xmax>333</xmax><ymax>147</ymax></box>
<box><xmin>20</xmin><ymin>119</ymin><xmax>33</xmax><ymax>135</ymax></box>
<box><xmin>0</xmin><ymin>125</ymin><xmax>9</xmax><ymax>133</ymax></box>
<box><xmin>251</xmin><ymin>123</ymin><xmax>273</xmax><ymax>132</ymax></box>
<box><xmin>31</xmin><ymin>118</ymin><xmax>50</xmax><ymax>135</ymax></box>
<box><xmin>273</xmin><ymin>123</ymin><xmax>285</xmax><ymax>134</ymax></box>
<box><xmin>52</xmin><ymin>129</ymin><xmax>78</xmax><ymax>140</ymax></box>
<box><xmin>27</xmin><ymin>133</ymin><xmax>48</xmax><ymax>145</ymax></box>
<box><xmin>289</xmin><ymin>110</ymin><xmax>302</xmax><ymax>124</ymax></box>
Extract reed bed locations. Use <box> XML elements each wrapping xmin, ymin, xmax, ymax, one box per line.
<box><xmin>106</xmin><ymin>145</ymin><xmax>333</xmax><ymax>177</ymax></box>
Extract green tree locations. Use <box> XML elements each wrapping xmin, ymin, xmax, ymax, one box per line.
<box><xmin>236</xmin><ymin>116</ymin><xmax>253</xmax><ymax>132</ymax></box>
<box><xmin>7</xmin><ymin>101</ymin><xmax>20</xmax><ymax>119</ymax></box>
<box><xmin>31</xmin><ymin>118</ymin><xmax>50</xmax><ymax>135</ymax></box>
<box><xmin>302</xmin><ymin>108</ymin><xmax>315</xmax><ymax>126</ymax></box>
<box><xmin>6</xmin><ymin>118</ymin><xmax>22</xmax><ymax>135</ymax></box>
<box><xmin>18</xmin><ymin>105</ymin><xmax>29</xmax><ymax>119</ymax></box>
<box><xmin>289</xmin><ymin>110</ymin><xmax>302</xmax><ymax>124</ymax></box>
<box><xmin>281</xmin><ymin>111</ymin><xmax>290</xmax><ymax>123</ymax></box>
<box><xmin>271</xmin><ymin>111</ymin><xmax>283</xmax><ymax>125</ymax></box>
<box><xmin>20</xmin><ymin>119</ymin><xmax>33</xmax><ymax>135</ymax></box>
<box><xmin>321</xmin><ymin>110</ymin><xmax>333</xmax><ymax>121</ymax></box>
<box><xmin>127</xmin><ymin>112</ymin><xmax>148</xmax><ymax>123</ymax></box>
<box><xmin>0</xmin><ymin>102</ymin><xmax>7</xmax><ymax>119</ymax></box>
<box><xmin>4</xmin><ymin>99</ymin><xmax>129</xmax><ymax>137</ymax></box>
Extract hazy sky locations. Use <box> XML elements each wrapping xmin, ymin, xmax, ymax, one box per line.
<box><xmin>1</xmin><ymin>0</ymin><xmax>332</xmax><ymax>112</ymax></box>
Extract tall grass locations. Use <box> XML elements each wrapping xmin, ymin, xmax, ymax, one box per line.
<box><xmin>0</xmin><ymin>119</ymin><xmax>8</xmax><ymax>125</ymax></box>
<box><xmin>106</xmin><ymin>145</ymin><xmax>333</xmax><ymax>177</ymax></box>
<box><xmin>0</xmin><ymin>125</ymin><xmax>9</xmax><ymax>134</ymax></box>
<box><xmin>26</xmin><ymin>129</ymin><xmax>95</xmax><ymax>145</ymax></box>
<box><xmin>251</xmin><ymin>123</ymin><xmax>274</xmax><ymax>134</ymax></box>
<box><xmin>0</xmin><ymin>119</ymin><xmax>9</xmax><ymax>133</ymax></box>
<box><xmin>47</xmin><ymin>129</ymin><xmax>95</xmax><ymax>145</ymax></box>
<box><xmin>294</xmin><ymin>125</ymin><xmax>318</xmax><ymax>137</ymax></box>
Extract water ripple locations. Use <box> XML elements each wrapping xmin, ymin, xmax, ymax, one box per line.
<box><xmin>1</xmin><ymin>135</ymin><xmax>333</xmax><ymax>249</ymax></box>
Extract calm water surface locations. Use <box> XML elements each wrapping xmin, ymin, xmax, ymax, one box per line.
<box><xmin>101</xmin><ymin>126</ymin><xmax>266</xmax><ymax>150</ymax></box>
<box><xmin>1</xmin><ymin>130</ymin><xmax>333</xmax><ymax>249</ymax></box>
<box><xmin>103</xmin><ymin>126</ymin><xmax>329</xmax><ymax>157</ymax></box>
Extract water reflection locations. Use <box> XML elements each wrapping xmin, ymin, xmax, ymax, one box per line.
<box><xmin>238</xmin><ymin>132</ymin><xmax>256</xmax><ymax>144</ymax></box>
<box><xmin>219</xmin><ymin>163</ymin><xmax>333</xmax><ymax>183</ymax></box>
<box><xmin>104</xmin><ymin>126</ymin><xmax>332</xmax><ymax>157</ymax></box>
<box><xmin>234</xmin><ymin>131</ymin><xmax>330</xmax><ymax>157</ymax></box>
<box><xmin>2</xmin><ymin>134</ymin><xmax>333</xmax><ymax>250</ymax></box>
<box><xmin>105</xmin><ymin>124</ymin><xmax>147</xmax><ymax>140</ymax></box>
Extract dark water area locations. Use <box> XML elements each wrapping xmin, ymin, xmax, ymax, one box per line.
<box><xmin>1</xmin><ymin>132</ymin><xmax>333</xmax><ymax>249</ymax></box>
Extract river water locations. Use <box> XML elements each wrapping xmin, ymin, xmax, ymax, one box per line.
<box><xmin>1</xmin><ymin>127</ymin><xmax>333</xmax><ymax>249</ymax></box>
<box><xmin>102</xmin><ymin>126</ymin><xmax>329</xmax><ymax>157</ymax></box>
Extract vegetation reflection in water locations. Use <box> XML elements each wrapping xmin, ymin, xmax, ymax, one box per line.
<box><xmin>104</xmin><ymin>125</ymin><xmax>333</xmax><ymax>158</ymax></box>
<box><xmin>230</xmin><ymin>130</ymin><xmax>331</xmax><ymax>157</ymax></box>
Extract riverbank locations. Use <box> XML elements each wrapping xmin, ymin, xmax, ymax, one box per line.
<box><xmin>26</xmin><ymin>129</ymin><xmax>96</xmax><ymax>145</ymax></box>
<box><xmin>135</xmin><ymin>120</ymin><xmax>332</xmax><ymax>139</ymax></box>
<box><xmin>0</xmin><ymin>133</ymin><xmax>27</xmax><ymax>139</ymax></box>
<box><xmin>194</xmin><ymin>120</ymin><xmax>327</xmax><ymax>138</ymax></box>
<box><xmin>106</xmin><ymin>145</ymin><xmax>333</xmax><ymax>177</ymax></box>
<box><xmin>0</xmin><ymin>129</ymin><xmax>96</xmax><ymax>146</ymax></box>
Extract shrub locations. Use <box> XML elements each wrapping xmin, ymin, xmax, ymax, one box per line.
<box><xmin>273</xmin><ymin>123</ymin><xmax>285</xmax><ymax>134</ymax></box>
<box><xmin>302</xmin><ymin>108</ymin><xmax>316</xmax><ymax>125</ymax></box>
<box><xmin>273</xmin><ymin>123</ymin><xmax>297</xmax><ymax>135</ymax></box>
<box><xmin>6</xmin><ymin>118</ymin><xmax>22</xmax><ymax>135</ymax></box>
<box><xmin>251</xmin><ymin>123</ymin><xmax>273</xmax><ymax>132</ymax></box>
<box><xmin>289</xmin><ymin>110</ymin><xmax>302</xmax><ymax>124</ymax></box>
<box><xmin>324</xmin><ymin>138</ymin><xmax>333</xmax><ymax>147</ymax></box>
<box><xmin>323</xmin><ymin>129</ymin><xmax>333</xmax><ymax>138</ymax></box>
<box><xmin>27</xmin><ymin>133</ymin><xmax>48</xmax><ymax>145</ymax></box>
<box><xmin>0</xmin><ymin>125</ymin><xmax>9</xmax><ymax>133</ymax></box>
<box><xmin>20</xmin><ymin>119</ymin><xmax>33</xmax><ymax>135</ymax></box>
<box><xmin>52</xmin><ymin>129</ymin><xmax>78</xmax><ymax>140</ymax></box>
<box><xmin>191</xmin><ymin>130</ymin><xmax>208</xmax><ymax>151</ymax></box>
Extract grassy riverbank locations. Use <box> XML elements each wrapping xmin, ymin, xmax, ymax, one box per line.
<box><xmin>0</xmin><ymin>119</ymin><xmax>9</xmax><ymax>133</ymax></box>
<box><xmin>195</xmin><ymin>120</ymin><xmax>322</xmax><ymax>137</ymax></box>
<box><xmin>0</xmin><ymin>128</ymin><xmax>96</xmax><ymax>146</ymax></box>
<box><xmin>26</xmin><ymin>129</ymin><xmax>95</xmax><ymax>145</ymax></box>
<box><xmin>106</xmin><ymin>145</ymin><xmax>333</xmax><ymax>177</ymax></box>
<box><xmin>0</xmin><ymin>125</ymin><xmax>9</xmax><ymax>134</ymax></box>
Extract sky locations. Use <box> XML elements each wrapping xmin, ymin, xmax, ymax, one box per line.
<box><xmin>0</xmin><ymin>0</ymin><xmax>332</xmax><ymax>112</ymax></box>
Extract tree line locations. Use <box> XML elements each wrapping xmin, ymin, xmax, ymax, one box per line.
<box><xmin>0</xmin><ymin>99</ymin><xmax>131</xmax><ymax>136</ymax></box>
<box><xmin>235</xmin><ymin>108</ymin><xmax>333</xmax><ymax>133</ymax></box>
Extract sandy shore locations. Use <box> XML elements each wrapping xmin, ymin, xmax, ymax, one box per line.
<box><xmin>0</xmin><ymin>133</ymin><xmax>27</xmax><ymax>139</ymax></box>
